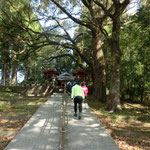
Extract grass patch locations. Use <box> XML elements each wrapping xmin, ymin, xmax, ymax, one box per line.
<box><xmin>11</xmin><ymin>104</ymin><xmax>39</xmax><ymax>116</ymax></box>
<box><xmin>0</xmin><ymin>85</ymin><xmax>52</xmax><ymax>150</ymax></box>
<box><xmin>87</xmin><ymin>96</ymin><xmax>105</xmax><ymax>111</ymax></box>
<box><xmin>0</xmin><ymin>94</ymin><xmax>48</xmax><ymax>150</ymax></box>
<box><xmin>0</xmin><ymin>104</ymin><xmax>10</xmax><ymax>112</ymax></box>
<box><xmin>88</xmin><ymin>97</ymin><xmax>150</xmax><ymax>122</ymax></box>
<box><xmin>0</xmin><ymin>91</ymin><xmax>18</xmax><ymax>97</ymax></box>
<box><xmin>0</xmin><ymin>97</ymin><xmax>48</xmax><ymax>115</ymax></box>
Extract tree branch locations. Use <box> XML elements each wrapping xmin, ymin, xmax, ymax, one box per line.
<box><xmin>51</xmin><ymin>0</ymin><xmax>93</xmax><ymax>29</ymax></box>
<box><xmin>47</xmin><ymin>53</ymin><xmax>86</xmax><ymax>70</ymax></box>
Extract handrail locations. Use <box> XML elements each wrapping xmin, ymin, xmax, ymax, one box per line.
<box><xmin>58</xmin><ymin>81</ymin><xmax>68</xmax><ymax>150</ymax></box>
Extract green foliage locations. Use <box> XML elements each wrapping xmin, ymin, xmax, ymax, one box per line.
<box><xmin>88</xmin><ymin>96</ymin><xmax>105</xmax><ymax>111</ymax></box>
<box><xmin>135</xmin><ymin>1</ymin><xmax>150</xmax><ymax>29</ymax></box>
<box><xmin>0</xmin><ymin>86</ymin><xmax>24</xmax><ymax>94</ymax></box>
<box><xmin>0</xmin><ymin>0</ymin><xmax>149</xmax><ymax>108</ymax></box>
<box><xmin>120</xmin><ymin>2</ymin><xmax>150</xmax><ymax>103</ymax></box>
<box><xmin>11</xmin><ymin>104</ymin><xmax>39</xmax><ymax>115</ymax></box>
<box><xmin>0</xmin><ymin>0</ymin><xmax>43</xmax><ymax>84</ymax></box>
<box><xmin>0</xmin><ymin>104</ymin><xmax>10</xmax><ymax>112</ymax></box>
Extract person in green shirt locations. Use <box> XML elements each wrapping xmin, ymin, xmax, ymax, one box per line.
<box><xmin>71</xmin><ymin>81</ymin><xmax>85</xmax><ymax>119</ymax></box>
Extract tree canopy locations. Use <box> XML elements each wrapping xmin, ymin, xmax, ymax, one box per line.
<box><xmin>0</xmin><ymin>0</ymin><xmax>149</xmax><ymax>111</ymax></box>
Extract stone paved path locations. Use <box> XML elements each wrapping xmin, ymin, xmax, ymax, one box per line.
<box><xmin>4</xmin><ymin>93</ymin><xmax>120</xmax><ymax>150</ymax></box>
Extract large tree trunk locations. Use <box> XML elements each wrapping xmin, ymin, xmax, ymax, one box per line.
<box><xmin>1</xmin><ymin>64</ymin><xmax>5</xmax><ymax>86</ymax></box>
<box><xmin>24</xmin><ymin>67</ymin><xmax>30</xmax><ymax>82</ymax></box>
<box><xmin>106</xmin><ymin>16</ymin><xmax>121</xmax><ymax>111</ymax></box>
<box><xmin>5</xmin><ymin>62</ymin><xmax>10</xmax><ymax>86</ymax></box>
<box><xmin>11</xmin><ymin>52</ymin><xmax>17</xmax><ymax>85</ymax></box>
<box><xmin>2</xmin><ymin>62</ymin><xmax>10</xmax><ymax>86</ymax></box>
<box><xmin>11</xmin><ymin>63</ymin><xmax>17</xmax><ymax>85</ymax></box>
<box><xmin>1</xmin><ymin>42</ymin><xmax>10</xmax><ymax>86</ymax></box>
<box><xmin>92</xmin><ymin>32</ymin><xmax>106</xmax><ymax>102</ymax></box>
<box><xmin>106</xmin><ymin>0</ymin><xmax>130</xmax><ymax>111</ymax></box>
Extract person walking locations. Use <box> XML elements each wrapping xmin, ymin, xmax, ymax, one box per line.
<box><xmin>81</xmin><ymin>83</ymin><xmax>88</xmax><ymax>109</ymax></box>
<box><xmin>71</xmin><ymin>81</ymin><xmax>85</xmax><ymax>119</ymax></box>
<box><xmin>66</xmin><ymin>81</ymin><xmax>72</xmax><ymax>94</ymax></box>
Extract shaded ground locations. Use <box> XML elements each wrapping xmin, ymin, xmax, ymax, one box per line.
<box><xmin>0</xmin><ymin>95</ymin><xmax>48</xmax><ymax>150</ymax></box>
<box><xmin>0</xmin><ymin>92</ymin><xmax>150</xmax><ymax>150</ymax></box>
<box><xmin>88</xmin><ymin>98</ymin><xmax>150</xmax><ymax>150</ymax></box>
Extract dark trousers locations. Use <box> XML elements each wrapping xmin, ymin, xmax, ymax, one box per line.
<box><xmin>74</xmin><ymin>96</ymin><xmax>83</xmax><ymax>113</ymax></box>
<box><xmin>84</xmin><ymin>96</ymin><xmax>87</xmax><ymax>103</ymax></box>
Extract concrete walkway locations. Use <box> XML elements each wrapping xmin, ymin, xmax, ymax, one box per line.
<box><xmin>4</xmin><ymin>93</ymin><xmax>120</xmax><ymax>150</ymax></box>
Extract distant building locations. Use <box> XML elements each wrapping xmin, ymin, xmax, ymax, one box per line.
<box><xmin>43</xmin><ymin>69</ymin><xmax>59</xmax><ymax>83</ymax></box>
<box><xmin>73</xmin><ymin>70</ymin><xmax>88</xmax><ymax>83</ymax></box>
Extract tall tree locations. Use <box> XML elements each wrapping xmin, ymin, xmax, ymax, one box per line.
<box><xmin>46</xmin><ymin>0</ymin><xmax>131</xmax><ymax>109</ymax></box>
<box><xmin>106</xmin><ymin>0</ymin><xmax>130</xmax><ymax>111</ymax></box>
<box><xmin>0</xmin><ymin>0</ymin><xmax>42</xmax><ymax>84</ymax></box>
<box><xmin>120</xmin><ymin>0</ymin><xmax>150</xmax><ymax>104</ymax></box>
<box><xmin>32</xmin><ymin>0</ymin><xmax>109</xmax><ymax>101</ymax></box>
<box><xmin>29</xmin><ymin>0</ymin><xmax>132</xmax><ymax>110</ymax></box>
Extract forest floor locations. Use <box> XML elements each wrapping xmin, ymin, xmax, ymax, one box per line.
<box><xmin>88</xmin><ymin>97</ymin><xmax>150</xmax><ymax>150</ymax></box>
<box><xmin>0</xmin><ymin>92</ymin><xmax>150</xmax><ymax>150</ymax></box>
<box><xmin>0</xmin><ymin>92</ymin><xmax>48</xmax><ymax>150</ymax></box>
